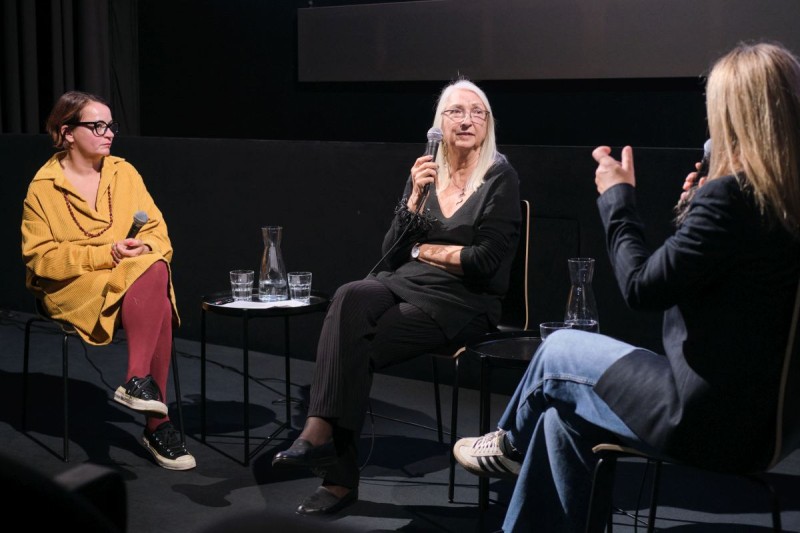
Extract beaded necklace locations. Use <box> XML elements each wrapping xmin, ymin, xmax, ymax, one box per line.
<box><xmin>62</xmin><ymin>187</ymin><xmax>114</xmax><ymax>238</ymax></box>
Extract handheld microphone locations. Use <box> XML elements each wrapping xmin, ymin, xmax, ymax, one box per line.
<box><xmin>692</xmin><ymin>138</ymin><xmax>712</xmax><ymax>189</ymax></box>
<box><xmin>125</xmin><ymin>211</ymin><xmax>148</xmax><ymax>239</ymax></box>
<box><xmin>421</xmin><ymin>127</ymin><xmax>443</xmax><ymax>197</ymax></box>
<box><xmin>674</xmin><ymin>139</ymin><xmax>712</xmax><ymax>224</ymax></box>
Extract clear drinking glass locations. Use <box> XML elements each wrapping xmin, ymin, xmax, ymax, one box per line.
<box><xmin>288</xmin><ymin>271</ymin><xmax>312</xmax><ymax>304</ymax></box>
<box><xmin>230</xmin><ymin>269</ymin><xmax>254</xmax><ymax>301</ymax></box>
<box><xmin>539</xmin><ymin>321</ymin><xmax>572</xmax><ymax>339</ymax></box>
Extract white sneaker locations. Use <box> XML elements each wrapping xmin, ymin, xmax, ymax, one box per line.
<box><xmin>453</xmin><ymin>430</ymin><xmax>521</xmax><ymax>479</ymax></box>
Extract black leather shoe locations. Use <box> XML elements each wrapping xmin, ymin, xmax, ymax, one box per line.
<box><xmin>296</xmin><ymin>486</ymin><xmax>357</xmax><ymax>515</ymax></box>
<box><xmin>272</xmin><ymin>438</ymin><xmax>338</xmax><ymax>469</ymax></box>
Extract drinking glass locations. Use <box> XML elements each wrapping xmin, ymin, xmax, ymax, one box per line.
<box><xmin>230</xmin><ymin>269</ymin><xmax>254</xmax><ymax>301</ymax></box>
<box><xmin>539</xmin><ymin>321</ymin><xmax>572</xmax><ymax>339</ymax></box>
<box><xmin>288</xmin><ymin>271</ymin><xmax>312</xmax><ymax>304</ymax></box>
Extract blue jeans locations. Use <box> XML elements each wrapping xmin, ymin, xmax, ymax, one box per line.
<box><xmin>497</xmin><ymin>329</ymin><xmax>654</xmax><ymax>532</ymax></box>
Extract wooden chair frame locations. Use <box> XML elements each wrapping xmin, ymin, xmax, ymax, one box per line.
<box><xmin>431</xmin><ymin>198</ymin><xmax>531</xmax><ymax>502</ymax></box>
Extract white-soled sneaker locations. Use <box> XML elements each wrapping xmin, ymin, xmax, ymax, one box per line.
<box><xmin>142</xmin><ymin>421</ymin><xmax>196</xmax><ymax>471</ymax></box>
<box><xmin>453</xmin><ymin>430</ymin><xmax>521</xmax><ymax>479</ymax></box>
<box><xmin>114</xmin><ymin>375</ymin><xmax>168</xmax><ymax>417</ymax></box>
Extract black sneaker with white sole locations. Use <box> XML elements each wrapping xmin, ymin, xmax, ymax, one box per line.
<box><xmin>142</xmin><ymin>421</ymin><xmax>196</xmax><ymax>470</ymax></box>
<box><xmin>114</xmin><ymin>375</ymin><xmax>168</xmax><ymax>417</ymax></box>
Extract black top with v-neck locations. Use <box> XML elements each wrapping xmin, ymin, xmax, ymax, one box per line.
<box><xmin>373</xmin><ymin>157</ymin><xmax>520</xmax><ymax>338</ymax></box>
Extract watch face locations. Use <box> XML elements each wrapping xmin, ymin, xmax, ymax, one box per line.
<box><xmin>411</xmin><ymin>244</ymin><xmax>420</xmax><ymax>259</ymax></box>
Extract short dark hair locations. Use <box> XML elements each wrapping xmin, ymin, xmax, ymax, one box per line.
<box><xmin>45</xmin><ymin>91</ymin><xmax>110</xmax><ymax>149</ymax></box>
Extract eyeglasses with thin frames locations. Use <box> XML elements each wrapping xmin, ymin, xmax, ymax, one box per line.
<box><xmin>71</xmin><ymin>120</ymin><xmax>120</xmax><ymax>136</ymax></box>
<box><xmin>441</xmin><ymin>108</ymin><xmax>490</xmax><ymax>124</ymax></box>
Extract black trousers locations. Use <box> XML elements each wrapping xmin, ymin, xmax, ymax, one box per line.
<box><xmin>307</xmin><ymin>278</ymin><xmax>491</xmax><ymax>487</ymax></box>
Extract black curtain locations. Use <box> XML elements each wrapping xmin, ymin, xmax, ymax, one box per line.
<box><xmin>0</xmin><ymin>0</ymin><xmax>139</xmax><ymax>135</ymax></box>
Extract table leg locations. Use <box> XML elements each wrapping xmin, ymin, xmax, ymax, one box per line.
<box><xmin>283</xmin><ymin>316</ymin><xmax>292</xmax><ymax>428</ymax></box>
<box><xmin>243</xmin><ymin>311</ymin><xmax>250</xmax><ymax>466</ymax></box>
<box><xmin>200</xmin><ymin>309</ymin><xmax>207</xmax><ymax>443</ymax></box>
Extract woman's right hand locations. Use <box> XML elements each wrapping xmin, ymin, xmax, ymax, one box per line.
<box><xmin>678</xmin><ymin>162</ymin><xmax>707</xmax><ymax>204</ymax></box>
<box><xmin>111</xmin><ymin>238</ymin><xmax>150</xmax><ymax>265</ymax></box>
<box><xmin>407</xmin><ymin>155</ymin><xmax>438</xmax><ymax>210</ymax></box>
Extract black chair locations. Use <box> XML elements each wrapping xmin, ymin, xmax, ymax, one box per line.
<box><xmin>1</xmin><ymin>451</ymin><xmax>127</xmax><ymax>532</ymax></box>
<box><xmin>585</xmin><ymin>280</ymin><xmax>800</xmax><ymax>532</ymax></box>
<box><xmin>430</xmin><ymin>198</ymin><xmax>532</xmax><ymax>502</ymax></box>
<box><xmin>22</xmin><ymin>297</ymin><xmax>186</xmax><ymax>462</ymax></box>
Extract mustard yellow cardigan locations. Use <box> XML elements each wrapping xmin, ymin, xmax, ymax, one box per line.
<box><xmin>21</xmin><ymin>153</ymin><xmax>180</xmax><ymax>345</ymax></box>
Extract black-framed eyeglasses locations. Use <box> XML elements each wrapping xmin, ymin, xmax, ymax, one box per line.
<box><xmin>442</xmin><ymin>108</ymin><xmax>490</xmax><ymax>123</ymax></box>
<box><xmin>71</xmin><ymin>120</ymin><xmax>120</xmax><ymax>136</ymax></box>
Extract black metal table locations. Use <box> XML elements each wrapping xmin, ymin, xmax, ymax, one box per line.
<box><xmin>465</xmin><ymin>331</ymin><xmax>542</xmax><ymax>510</ymax></box>
<box><xmin>200</xmin><ymin>290</ymin><xmax>329</xmax><ymax>465</ymax></box>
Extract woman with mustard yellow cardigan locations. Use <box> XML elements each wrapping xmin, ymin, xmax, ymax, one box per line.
<box><xmin>21</xmin><ymin>91</ymin><xmax>195</xmax><ymax>470</ymax></box>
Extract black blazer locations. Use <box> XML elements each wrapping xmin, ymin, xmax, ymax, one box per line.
<box><xmin>594</xmin><ymin>176</ymin><xmax>800</xmax><ymax>471</ymax></box>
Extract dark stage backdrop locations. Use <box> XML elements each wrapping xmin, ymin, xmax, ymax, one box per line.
<box><xmin>2</xmin><ymin>135</ymin><xmax>697</xmax><ymax>390</ymax></box>
<box><xmin>136</xmin><ymin>1</ymin><xmax>712</xmax><ymax>148</ymax></box>
<box><xmin>6</xmin><ymin>1</ymin><xmax>799</xmax><ymax>149</ymax></box>
<box><xmin>135</xmin><ymin>0</ymin><xmax>800</xmax><ymax>148</ymax></box>
<box><xmin>298</xmin><ymin>0</ymin><xmax>800</xmax><ymax>81</ymax></box>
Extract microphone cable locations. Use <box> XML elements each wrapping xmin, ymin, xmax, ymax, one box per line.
<box><xmin>366</xmin><ymin>127</ymin><xmax>440</xmax><ymax>277</ymax></box>
<box><xmin>365</xmin><ymin>189</ymin><xmax>430</xmax><ymax>277</ymax></box>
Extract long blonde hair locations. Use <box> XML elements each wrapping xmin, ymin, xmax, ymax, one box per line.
<box><xmin>706</xmin><ymin>41</ymin><xmax>800</xmax><ymax>236</ymax></box>
<box><xmin>430</xmin><ymin>79</ymin><xmax>504</xmax><ymax>195</ymax></box>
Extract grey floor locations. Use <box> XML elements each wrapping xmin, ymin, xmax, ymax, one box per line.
<box><xmin>1</xmin><ymin>308</ymin><xmax>799</xmax><ymax>532</ymax></box>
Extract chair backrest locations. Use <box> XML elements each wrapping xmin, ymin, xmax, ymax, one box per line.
<box><xmin>770</xmin><ymin>278</ymin><xmax>800</xmax><ymax>468</ymax></box>
<box><xmin>497</xmin><ymin>199</ymin><xmax>531</xmax><ymax>331</ymax></box>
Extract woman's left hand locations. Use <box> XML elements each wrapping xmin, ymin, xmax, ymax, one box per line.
<box><xmin>111</xmin><ymin>239</ymin><xmax>150</xmax><ymax>265</ymax></box>
<box><xmin>678</xmin><ymin>163</ymin><xmax>708</xmax><ymax>204</ymax></box>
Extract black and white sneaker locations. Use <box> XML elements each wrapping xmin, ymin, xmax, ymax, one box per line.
<box><xmin>114</xmin><ymin>375</ymin><xmax>168</xmax><ymax>417</ymax></box>
<box><xmin>142</xmin><ymin>421</ymin><xmax>196</xmax><ymax>471</ymax></box>
<box><xmin>453</xmin><ymin>430</ymin><xmax>522</xmax><ymax>479</ymax></box>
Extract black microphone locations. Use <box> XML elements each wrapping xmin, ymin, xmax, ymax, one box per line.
<box><xmin>421</xmin><ymin>127</ymin><xmax>443</xmax><ymax>197</ymax></box>
<box><xmin>125</xmin><ymin>210</ymin><xmax>148</xmax><ymax>239</ymax></box>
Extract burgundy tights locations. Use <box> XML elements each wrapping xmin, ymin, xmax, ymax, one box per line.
<box><xmin>121</xmin><ymin>261</ymin><xmax>173</xmax><ymax>433</ymax></box>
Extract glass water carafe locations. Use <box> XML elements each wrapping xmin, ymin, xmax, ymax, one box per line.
<box><xmin>259</xmin><ymin>226</ymin><xmax>288</xmax><ymax>301</ymax></box>
<box><xmin>564</xmin><ymin>257</ymin><xmax>599</xmax><ymax>332</ymax></box>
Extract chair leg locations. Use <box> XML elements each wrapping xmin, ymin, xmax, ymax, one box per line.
<box><xmin>431</xmin><ymin>358</ymin><xmax>443</xmax><ymax>443</ymax></box>
<box><xmin>746</xmin><ymin>474</ymin><xmax>782</xmax><ymax>532</ymax></box>
<box><xmin>170</xmin><ymin>336</ymin><xmax>186</xmax><ymax>445</ymax></box>
<box><xmin>62</xmin><ymin>331</ymin><xmax>70</xmax><ymax>462</ymax></box>
<box><xmin>585</xmin><ymin>451</ymin><xmax>618</xmax><ymax>533</ymax></box>
<box><xmin>646</xmin><ymin>460</ymin><xmax>662</xmax><ymax>532</ymax></box>
<box><xmin>448</xmin><ymin>356</ymin><xmax>460</xmax><ymax>503</ymax></box>
<box><xmin>23</xmin><ymin>316</ymin><xmax>71</xmax><ymax>462</ymax></box>
<box><xmin>22</xmin><ymin>316</ymin><xmax>38</xmax><ymax>430</ymax></box>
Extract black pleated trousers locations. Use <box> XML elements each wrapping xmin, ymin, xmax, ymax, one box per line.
<box><xmin>307</xmin><ymin>278</ymin><xmax>490</xmax><ymax>487</ymax></box>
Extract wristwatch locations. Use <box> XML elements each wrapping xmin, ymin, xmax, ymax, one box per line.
<box><xmin>411</xmin><ymin>243</ymin><xmax>421</xmax><ymax>260</ymax></box>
